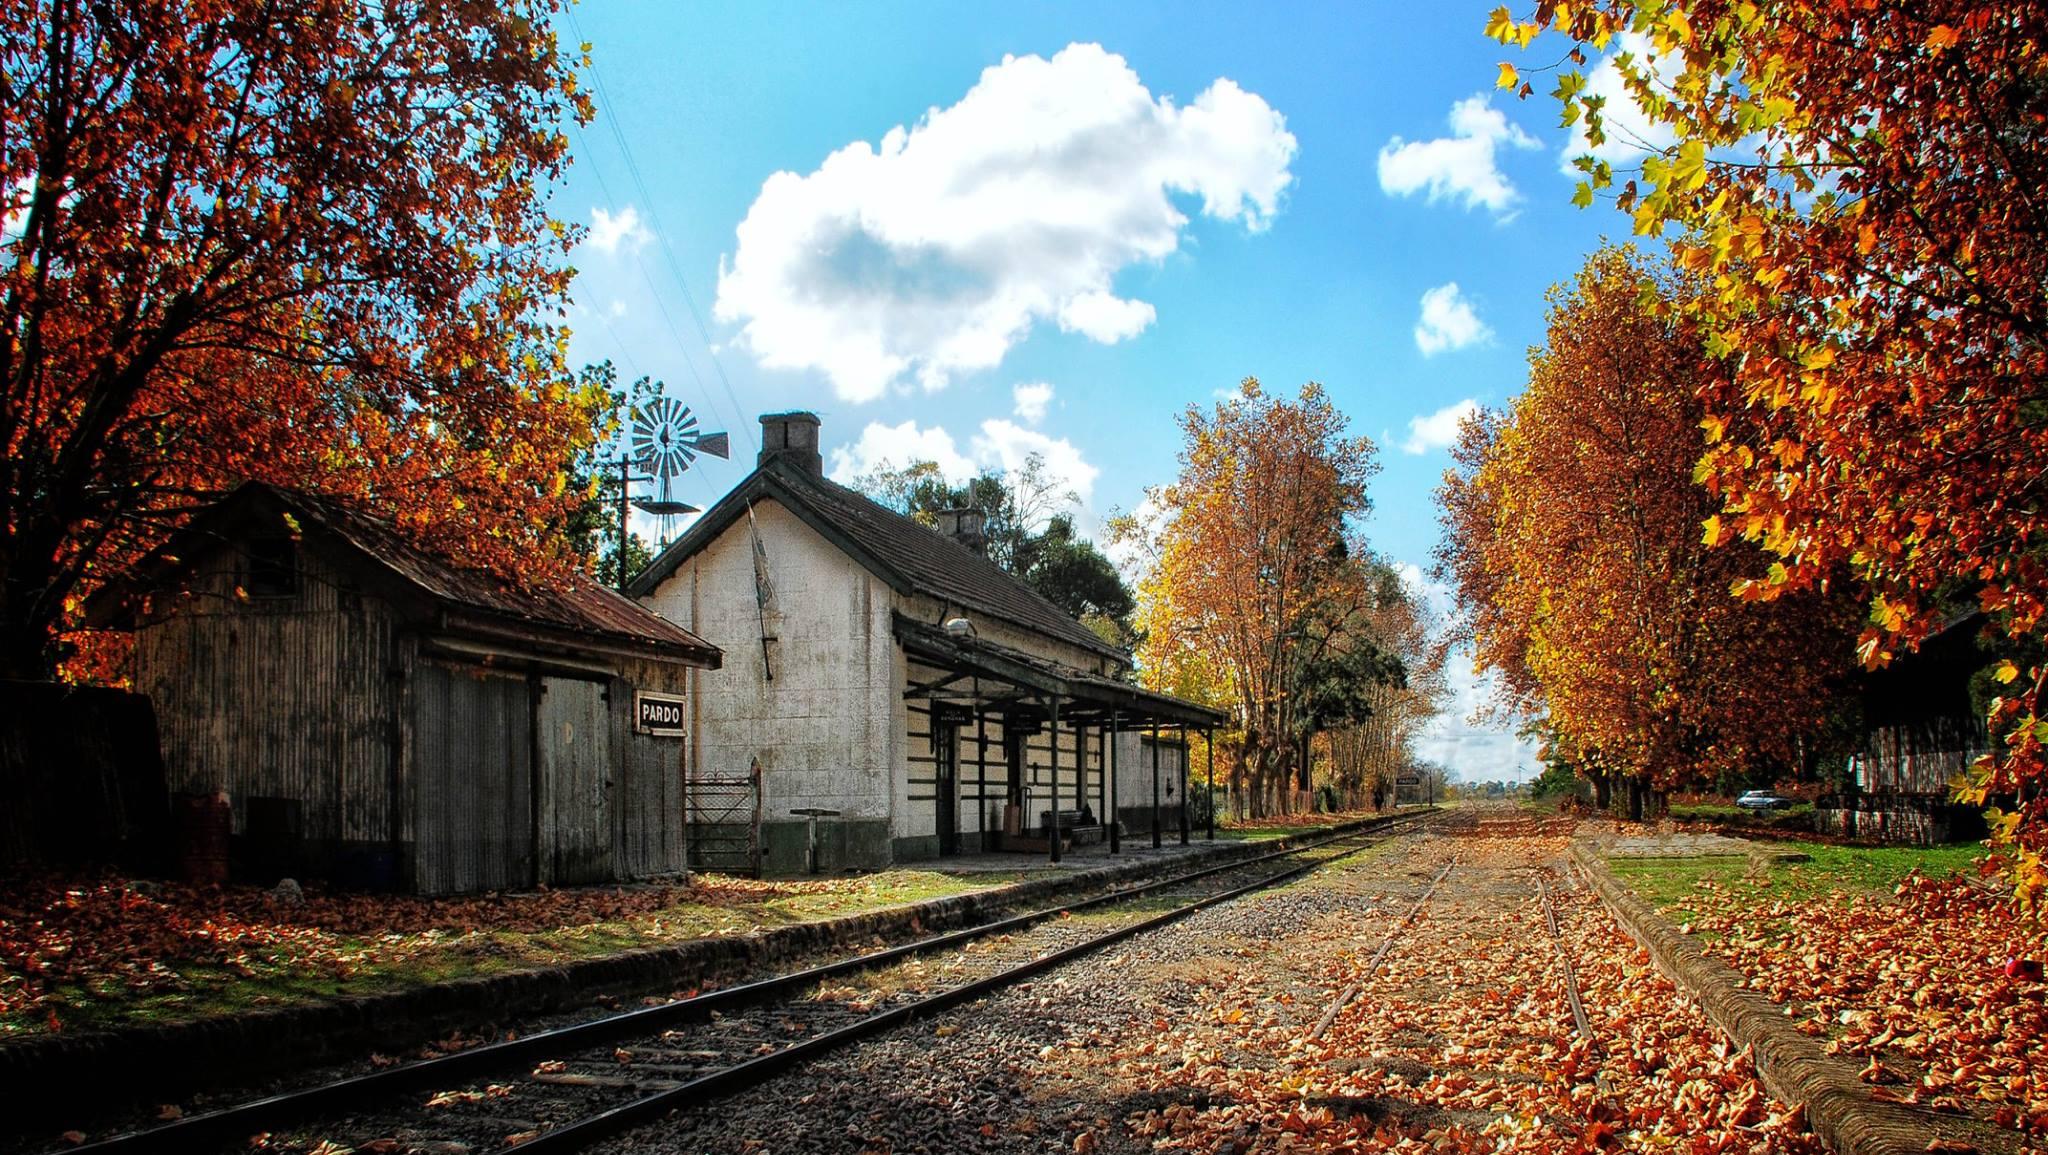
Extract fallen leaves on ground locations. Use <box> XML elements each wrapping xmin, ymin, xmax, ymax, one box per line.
<box><xmin>1076</xmin><ymin>827</ymin><xmax>1822</xmax><ymax>1153</ymax></box>
<box><xmin>0</xmin><ymin>869</ymin><xmax>970</xmax><ymax>1034</ymax></box>
<box><xmin>1669</xmin><ymin>867</ymin><xmax>2048</xmax><ymax>1135</ymax></box>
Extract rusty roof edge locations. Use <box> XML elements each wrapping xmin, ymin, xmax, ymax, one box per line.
<box><xmin>434</xmin><ymin>608</ymin><xmax>720</xmax><ymax>669</ymax></box>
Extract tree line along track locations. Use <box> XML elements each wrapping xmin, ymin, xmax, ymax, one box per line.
<box><xmin>52</xmin><ymin>813</ymin><xmax>1437</xmax><ymax>1155</ymax></box>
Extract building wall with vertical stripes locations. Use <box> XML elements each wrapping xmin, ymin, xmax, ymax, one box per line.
<box><xmin>135</xmin><ymin>536</ymin><xmax>403</xmax><ymax>874</ymax></box>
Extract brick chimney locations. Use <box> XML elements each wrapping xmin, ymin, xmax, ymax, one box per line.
<box><xmin>935</xmin><ymin>507</ymin><xmax>988</xmax><ymax>555</ymax></box>
<box><xmin>758</xmin><ymin>411</ymin><xmax>822</xmax><ymax>476</ymax></box>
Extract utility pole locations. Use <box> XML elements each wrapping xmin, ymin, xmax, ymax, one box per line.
<box><xmin>615</xmin><ymin>458</ymin><xmax>632</xmax><ymax>592</ymax></box>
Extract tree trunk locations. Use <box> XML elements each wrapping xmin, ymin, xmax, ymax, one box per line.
<box><xmin>1591</xmin><ymin>771</ymin><xmax>1612</xmax><ymax>811</ymax></box>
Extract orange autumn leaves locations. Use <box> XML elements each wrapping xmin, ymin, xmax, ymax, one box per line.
<box><xmin>1436</xmin><ymin>247</ymin><xmax>1855</xmax><ymax>796</ymax></box>
<box><xmin>1131</xmin><ymin>379</ymin><xmax>1381</xmax><ymax>813</ymax></box>
<box><xmin>1671</xmin><ymin>872</ymin><xmax>2048</xmax><ymax>1136</ymax></box>
<box><xmin>0</xmin><ymin>1</ymin><xmax>604</xmax><ymax>679</ymax></box>
<box><xmin>1494</xmin><ymin>0</ymin><xmax>2048</xmax><ymax>904</ymax></box>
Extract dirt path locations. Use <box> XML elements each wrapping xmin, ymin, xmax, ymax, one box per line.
<box><xmin>609</xmin><ymin>808</ymin><xmax>1824</xmax><ymax>1154</ymax></box>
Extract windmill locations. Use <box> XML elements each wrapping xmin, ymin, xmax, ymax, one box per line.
<box><xmin>614</xmin><ymin>396</ymin><xmax>728</xmax><ymax>589</ymax></box>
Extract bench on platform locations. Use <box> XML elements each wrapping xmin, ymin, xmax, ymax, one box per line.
<box><xmin>1042</xmin><ymin>808</ymin><xmax>1106</xmax><ymax>847</ymax></box>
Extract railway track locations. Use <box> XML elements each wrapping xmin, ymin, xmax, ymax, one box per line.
<box><xmin>53</xmin><ymin>812</ymin><xmax>1435</xmax><ymax>1155</ymax></box>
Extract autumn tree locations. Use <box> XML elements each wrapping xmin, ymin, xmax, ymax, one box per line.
<box><xmin>0</xmin><ymin>0</ymin><xmax>599</xmax><ymax>679</ymax></box>
<box><xmin>1435</xmin><ymin>247</ymin><xmax>1858</xmax><ymax>818</ymax></box>
<box><xmin>1126</xmin><ymin>379</ymin><xmax>1380</xmax><ymax>816</ymax></box>
<box><xmin>1322</xmin><ymin>557</ymin><xmax>1448</xmax><ymax>811</ymax></box>
<box><xmin>1495</xmin><ymin>0</ymin><xmax>2048</xmax><ymax>898</ymax></box>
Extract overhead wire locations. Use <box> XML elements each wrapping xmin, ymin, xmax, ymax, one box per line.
<box><xmin>564</xmin><ymin>4</ymin><xmax>757</xmax><ymax>457</ymax></box>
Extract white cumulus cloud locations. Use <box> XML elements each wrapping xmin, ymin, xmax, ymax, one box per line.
<box><xmin>1413</xmin><ymin>649</ymin><xmax>1543</xmax><ymax>784</ymax></box>
<box><xmin>827</xmin><ymin>416</ymin><xmax>1101</xmax><ymax>524</ymax></box>
<box><xmin>1413</xmin><ymin>284</ymin><xmax>1491</xmax><ymax>358</ymax></box>
<box><xmin>973</xmin><ymin>419</ymin><xmax>1100</xmax><ymax>510</ymax></box>
<box><xmin>715</xmin><ymin>43</ymin><xmax>1297</xmax><ymax>402</ymax></box>
<box><xmin>1378</xmin><ymin>95</ymin><xmax>1539</xmax><ymax>218</ymax></box>
<box><xmin>1402</xmin><ymin>398</ymin><xmax>1481</xmax><ymax>455</ymax></box>
<box><xmin>826</xmin><ymin>420</ymin><xmax>980</xmax><ymax>485</ymax></box>
<box><xmin>1561</xmin><ymin>33</ymin><xmax>1679</xmax><ymax>177</ymax></box>
<box><xmin>1012</xmin><ymin>382</ymin><xmax>1055</xmax><ymax>423</ymax></box>
<box><xmin>587</xmin><ymin>205</ymin><xmax>652</xmax><ymax>255</ymax></box>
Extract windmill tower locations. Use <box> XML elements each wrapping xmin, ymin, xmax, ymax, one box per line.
<box><xmin>615</xmin><ymin>396</ymin><xmax>728</xmax><ymax>589</ymax></box>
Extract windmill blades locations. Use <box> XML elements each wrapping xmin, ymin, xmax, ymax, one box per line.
<box><xmin>628</xmin><ymin>396</ymin><xmax>728</xmax><ymax>483</ymax></box>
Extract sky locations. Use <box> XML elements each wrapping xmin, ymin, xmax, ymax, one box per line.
<box><xmin>553</xmin><ymin>2</ymin><xmax>1652</xmax><ymax>783</ymax></box>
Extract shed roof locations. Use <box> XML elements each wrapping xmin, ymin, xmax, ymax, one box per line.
<box><xmin>94</xmin><ymin>483</ymin><xmax>721</xmax><ymax>669</ymax></box>
<box><xmin>630</xmin><ymin>458</ymin><xmax>1127</xmax><ymax>664</ymax></box>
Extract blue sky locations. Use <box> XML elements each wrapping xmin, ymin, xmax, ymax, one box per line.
<box><xmin>555</xmin><ymin>2</ymin><xmax>1642</xmax><ymax>781</ymax></box>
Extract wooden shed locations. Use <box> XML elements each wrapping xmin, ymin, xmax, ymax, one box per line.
<box><xmin>90</xmin><ymin>483</ymin><xmax>722</xmax><ymax>893</ymax></box>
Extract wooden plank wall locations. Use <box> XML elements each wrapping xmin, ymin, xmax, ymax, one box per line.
<box><xmin>412</xmin><ymin>661</ymin><xmax>534</xmax><ymax>894</ymax></box>
<box><xmin>135</xmin><ymin>539</ymin><xmax>401</xmax><ymax>856</ymax></box>
<box><xmin>613</xmin><ymin>659</ymin><xmax>691</xmax><ymax>880</ymax></box>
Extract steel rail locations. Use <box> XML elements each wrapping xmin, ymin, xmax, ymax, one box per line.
<box><xmin>511</xmin><ymin>835</ymin><xmax>1385</xmax><ymax>1154</ymax></box>
<box><xmin>1304</xmin><ymin>857</ymin><xmax>1455</xmax><ymax>1042</ymax></box>
<box><xmin>1537</xmin><ymin>869</ymin><xmax>1612</xmax><ymax>1096</ymax></box>
<box><xmin>65</xmin><ymin>812</ymin><xmax>1428</xmax><ymax>1155</ymax></box>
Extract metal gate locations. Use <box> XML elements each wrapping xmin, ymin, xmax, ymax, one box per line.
<box><xmin>686</xmin><ymin>760</ymin><xmax>762</xmax><ymax>877</ymax></box>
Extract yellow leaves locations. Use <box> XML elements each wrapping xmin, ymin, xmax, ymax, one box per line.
<box><xmin>1485</xmin><ymin>6</ymin><xmax>1542</xmax><ymax>49</ymax></box>
<box><xmin>1485</xmin><ymin>6</ymin><xmax>1516</xmax><ymax>43</ymax></box>
<box><xmin>1497</xmin><ymin>62</ymin><xmax>1520</xmax><ymax>91</ymax></box>
<box><xmin>1996</xmin><ymin>661</ymin><xmax>2021</xmax><ymax>685</ymax></box>
<box><xmin>1925</xmin><ymin>24</ymin><xmax>1960</xmax><ymax>54</ymax></box>
<box><xmin>1701</xmin><ymin>515</ymin><xmax>1724</xmax><ymax>547</ymax></box>
<box><xmin>1670</xmin><ymin>139</ymin><xmax>1708</xmax><ymax>192</ymax></box>
<box><xmin>1871</xmin><ymin>594</ymin><xmax>1909</xmax><ymax>633</ymax></box>
<box><xmin>1700</xmin><ymin>413</ymin><xmax>1726</xmax><ymax>443</ymax></box>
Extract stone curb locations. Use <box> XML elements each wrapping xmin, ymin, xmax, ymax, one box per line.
<box><xmin>1570</xmin><ymin>841</ymin><xmax>2019</xmax><ymax>1155</ymax></box>
<box><xmin>0</xmin><ymin>810</ymin><xmax>1420</xmax><ymax>1123</ymax></box>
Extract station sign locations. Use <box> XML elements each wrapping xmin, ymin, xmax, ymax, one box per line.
<box><xmin>635</xmin><ymin>690</ymin><xmax>687</xmax><ymax>736</ymax></box>
<box><xmin>1395</xmin><ymin>774</ymin><xmax>1422</xmax><ymax>786</ymax></box>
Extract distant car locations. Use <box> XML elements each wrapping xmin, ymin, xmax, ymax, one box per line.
<box><xmin>1735</xmin><ymin>790</ymin><xmax>1793</xmax><ymax>812</ymax></box>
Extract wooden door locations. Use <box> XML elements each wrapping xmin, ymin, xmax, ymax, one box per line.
<box><xmin>537</xmin><ymin>677</ymin><xmax>613</xmax><ymax>884</ymax></box>
<box><xmin>413</xmin><ymin>662</ymin><xmax>534</xmax><ymax>894</ymax></box>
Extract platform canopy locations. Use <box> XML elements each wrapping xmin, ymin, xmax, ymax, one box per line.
<box><xmin>893</xmin><ymin>612</ymin><xmax>1227</xmax><ymax>729</ymax></box>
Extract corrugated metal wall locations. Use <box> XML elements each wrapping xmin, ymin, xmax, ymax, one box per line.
<box><xmin>1860</xmin><ymin>716</ymin><xmax>1987</xmax><ymax>794</ymax></box>
<box><xmin>135</xmin><ymin>541</ymin><xmax>399</xmax><ymax>854</ymax></box>
<box><xmin>412</xmin><ymin>661</ymin><xmax>534</xmax><ymax>894</ymax></box>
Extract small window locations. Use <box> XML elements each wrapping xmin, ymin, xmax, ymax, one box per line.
<box><xmin>245</xmin><ymin>537</ymin><xmax>298</xmax><ymax>598</ymax></box>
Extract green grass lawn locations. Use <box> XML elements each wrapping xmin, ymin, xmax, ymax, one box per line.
<box><xmin>1607</xmin><ymin>839</ymin><xmax>1984</xmax><ymax>926</ymax></box>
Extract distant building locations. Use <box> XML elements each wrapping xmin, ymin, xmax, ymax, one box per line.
<box><xmin>1819</xmin><ymin>612</ymin><xmax>1991</xmax><ymax>845</ymax></box>
<box><xmin>91</xmin><ymin>483</ymin><xmax>721</xmax><ymax>893</ymax></box>
<box><xmin>630</xmin><ymin>412</ymin><xmax>1225</xmax><ymax>873</ymax></box>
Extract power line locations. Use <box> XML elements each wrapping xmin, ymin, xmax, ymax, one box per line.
<box><xmin>565</xmin><ymin>5</ymin><xmax>757</xmax><ymax>455</ymax></box>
